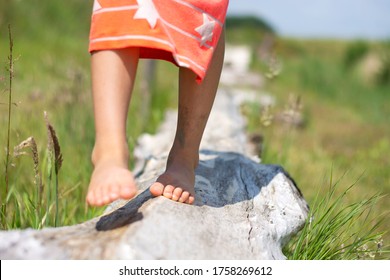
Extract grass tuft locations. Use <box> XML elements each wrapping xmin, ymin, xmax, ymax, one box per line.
<box><xmin>13</xmin><ymin>136</ymin><xmax>43</xmax><ymax>227</ymax></box>
<box><xmin>284</xmin><ymin>171</ymin><xmax>388</xmax><ymax>260</ymax></box>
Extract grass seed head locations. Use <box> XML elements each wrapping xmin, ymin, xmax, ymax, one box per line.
<box><xmin>44</xmin><ymin>111</ymin><xmax>63</xmax><ymax>173</ymax></box>
<box><xmin>13</xmin><ymin>136</ymin><xmax>40</xmax><ymax>186</ymax></box>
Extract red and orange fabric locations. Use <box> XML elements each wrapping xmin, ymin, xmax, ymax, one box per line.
<box><xmin>89</xmin><ymin>0</ymin><xmax>229</xmax><ymax>83</ymax></box>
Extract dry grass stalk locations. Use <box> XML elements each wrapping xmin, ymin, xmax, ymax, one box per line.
<box><xmin>265</xmin><ymin>54</ymin><xmax>283</xmax><ymax>79</ymax></box>
<box><xmin>260</xmin><ymin>105</ymin><xmax>274</xmax><ymax>127</ymax></box>
<box><xmin>276</xmin><ymin>94</ymin><xmax>304</xmax><ymax>128</ymax></box>
<box><xmin>13</xmin><ymin>137</ymin><xmax>41</xmax><ymax>187</ymax></box>
<box><xmin>44</xmin><ymin>111</ymin><xmax>63</xmax><ymax>173</ymax></box>
<box><xmin>44</xmin><ymin>111</ymin><xmax>62</xmax><ymax>227</ymax></box>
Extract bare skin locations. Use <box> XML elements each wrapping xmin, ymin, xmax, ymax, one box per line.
<box><xmin>86</xmin><ymin>32</ymin><xmax>225</xmax><ymax>206</ymax></box>
<box><xmin>86</xmin><ymin>48</ymin><xmax>139</xmax><ymax>206</ymax></box>
<box><xmin>150</xmin><ymin>31</ymin><xmax>225</xmax><ymax>203</ymax></box>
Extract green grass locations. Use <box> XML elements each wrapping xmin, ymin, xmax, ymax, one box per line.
<box><xmin>242</xmin><ymin>37</ymin><xmax>390</xmax><ymax>259</ymax></box>
<box><xmin>284</xmin><ymin>170</ymin><xmax>387</xmax><ymax>260</ymax></box>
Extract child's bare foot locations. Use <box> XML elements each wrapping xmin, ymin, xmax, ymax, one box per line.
<box><xmin>150</xmin><ymin>152</ymin><xmax>197</xmax><ymax>204</ymax></box>
<box><xmin>86</xmin><ymin>148</ymin><xmax>137</xmax><ymax>206</ymax></box>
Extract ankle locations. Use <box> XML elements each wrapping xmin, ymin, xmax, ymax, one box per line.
<box><xmin>167</xmin><ymin>147</ymin><xmax>199</xmax><ymax>170</ymax></box>
<box><xmin>92</xmin><ymin>141</ymin><xmax>129</xmax><ymax>166</ymax></box>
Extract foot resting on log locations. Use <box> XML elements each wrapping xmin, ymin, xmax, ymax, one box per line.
<box><xmin>149</xmin><ymin>148</ymin><xmax>197</xmax><ymax>204</ymax></box>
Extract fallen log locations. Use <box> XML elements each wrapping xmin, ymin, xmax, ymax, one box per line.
<box><xmin>0</xmin><ymin>89</ymin><xmax>309</xmax><ymax>259</ymax></box>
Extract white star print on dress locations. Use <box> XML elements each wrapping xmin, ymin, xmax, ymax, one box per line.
<box><xmin>93</xmin><ymin>0</ymin><xmax>102</xmax><ymax>12</ymax></box>
<box><xmin>195</xmin><ymin>13</ymin><xmax>215</xmax><ymax>47</ymax></box>
<box><xmin>89</xmin><ymin>0</ymin><xmax>229</xmax><ymax>82</ymax></box>
<box><xmin>134</xmin><ymin>0</ymin><xmax>159</xmax><ymax>29</ymax></box>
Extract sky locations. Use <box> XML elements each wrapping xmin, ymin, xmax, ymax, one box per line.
<box><xmin>227</xmin><ymin>0</ymin><xmax>390</xmax><ymax>40</ymax></box>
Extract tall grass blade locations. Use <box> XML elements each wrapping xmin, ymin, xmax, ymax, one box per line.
<box><xmin>3</xmin><ymin>24</ymin><xmax>15</xmax><ymax>229</ymax></box>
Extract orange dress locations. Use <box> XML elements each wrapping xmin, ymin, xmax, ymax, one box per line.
<box><xmin>89</xmin><ymin>0</ymin><xmax>229</xmax><ymax>83</ymax></box>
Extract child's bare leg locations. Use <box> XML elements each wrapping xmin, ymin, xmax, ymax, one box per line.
<box><xmin>86</xmin><ymin>48</ymin><xmax>139</xmax><ymax>206</ymax></box>
<box><xmin>150</xmin><ymin>31</ymin><xmax>225</xmax><ymax>204</ymax></box>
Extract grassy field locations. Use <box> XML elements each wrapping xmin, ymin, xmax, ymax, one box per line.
<box><xmin>0</xmin><ymin>2</ymin><xmax>389</xmax><ymax>259</ymax></box>
<box><xmin>240</xmin><ymin>36</ymin><xmax>390</xmax><ymax>258</ymax></box>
